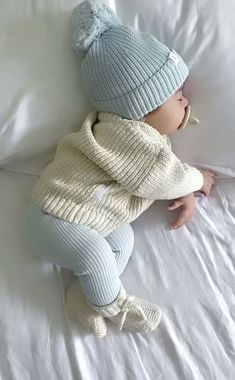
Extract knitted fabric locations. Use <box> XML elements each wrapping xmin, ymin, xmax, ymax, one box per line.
<box><xmin>25</xmin><ymin>203</ymin><xmax>134</xmax><ymax>306</ymax></box>
<box><xmin>66</xmin><ymin>278</ymin><xmax>107</xmax><ymax>337</ymax></box>
<box><xmin>70</xmin><ymin>0</ymin><xmax>189</xmax><ymax>119</ymax></box>
<box><xmin>32</xmin><ymin>111</ymin><xmax>203</xmax><ymax>235</ymax></box>
<box><xmin>91</xmin><ymin>285</ymin><xmax>162</xmax><ymax>332</ymax></box>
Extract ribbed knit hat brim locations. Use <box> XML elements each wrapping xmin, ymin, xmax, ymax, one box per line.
<box><xmin>90</xmin><ymin>50</ymin><xmax>188</xmax><ymax>119</ymax></box>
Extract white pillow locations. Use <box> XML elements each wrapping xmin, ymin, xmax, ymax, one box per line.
<box><xmin>0</xmin><ymin>0</ymin><xmax>92</xmax><ymax>175</ymax></box>
<box><xmin>0</xmin><ymin>0</ymin><xmax>234</xmax><ymax>177</ymax></box>
<box><xmin>116</xmin><ymin>0</ymin><xmax>235</xmax><ymax>178</ymax></box>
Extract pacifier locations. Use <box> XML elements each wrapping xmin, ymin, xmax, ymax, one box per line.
<box><xmin>177</xmin><ymin>105</ymin><xmax>200</xmax><ymax>131</ymax></box>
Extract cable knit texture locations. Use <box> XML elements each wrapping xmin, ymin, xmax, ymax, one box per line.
<box><xmin>32</xmin><ymin>111</ymin><xmax>203</xmax><ymax>235</ymax></box>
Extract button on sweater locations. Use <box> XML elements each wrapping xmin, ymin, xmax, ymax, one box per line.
<box><xmin>32</xmin><ymin>111</ymin><xmax>203</xmax><ymax>235</ymax></box>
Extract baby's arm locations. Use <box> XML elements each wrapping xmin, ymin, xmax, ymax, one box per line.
<box><xmin>93</xmin><ymin>119</ymin><xmax>204</xmax><ymax>199</ymax></box>
<box><xmin>168</xmin><ymin>171</ymin><xmax>216</xmax><ymax>229</ymax></box>
<box><xmin>168</xmin><ymin>193</ymin><xmax>196</xmax><ymax>229</ymax></box>
<box><xmin>199</xmin><ymin>170</ymin><xmax>217</xmax><ymax>196</ymax></box>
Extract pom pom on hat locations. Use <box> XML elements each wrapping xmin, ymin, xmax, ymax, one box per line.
<box><xmin>70</xmin><ymin>1</ymin><xmax>189</xmax><ymax>119</ymax></box>
<box><xmin>71</xmin><ymin>0</ymin><xmax>121</xmax><ymax>54</ymax></box>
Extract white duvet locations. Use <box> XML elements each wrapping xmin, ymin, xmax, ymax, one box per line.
<box><xmin>0</xmin><ymin>1</ymin><xmax>235</xmax><ymax>379</ymax></box>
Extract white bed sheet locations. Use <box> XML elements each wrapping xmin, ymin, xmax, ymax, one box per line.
<box><xmin>1</xmin><ymin>168</ymin><xmax>234</xmax><ymax>380</ymax></box>
<box><xmin>1</xmin><ymin>0</ymin><xmax>235</xmax><ymax>379</ymax></box>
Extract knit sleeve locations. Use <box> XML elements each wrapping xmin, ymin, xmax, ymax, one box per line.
<box><xmin>132</xmin><ymin>144</ymin><xmax>204</xmax><ymax>199</ymax></box>
<box><xmin>87</xmin><ymin>119</ymin><xmax>204</xmax><ymax>200</ymax></box>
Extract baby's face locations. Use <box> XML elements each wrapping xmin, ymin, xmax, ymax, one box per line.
<box><xmin>144</xmin><ymin>87</ymin><xmax>188</xmax><ymax>135</ymax></box>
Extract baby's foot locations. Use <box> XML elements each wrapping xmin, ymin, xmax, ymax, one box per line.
<box><xmin>66</xmin><ymin>279</ymin><xmax>107</xmax><ymax>337</ymax></box>
<box><xmin>90</xmin><ymin>286</ymin><xmax>161</xmax><ymax>333</ymax></box>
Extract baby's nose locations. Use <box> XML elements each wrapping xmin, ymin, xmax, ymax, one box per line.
<box><xmin>182</xmin><ymin>96</ymin><xmax>189</xmax><ymax>108</ymax></box>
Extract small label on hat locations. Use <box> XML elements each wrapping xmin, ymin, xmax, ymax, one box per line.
<box><xmin>169</xmin><ymin>51</ymin><xmax>179</xmax><ymax>65</ymax></box>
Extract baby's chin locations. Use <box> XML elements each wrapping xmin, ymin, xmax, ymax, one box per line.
<box><xmin>167</xmin><ymin>127</ymin><xmax>180</xmax><ymax>135</ymax></box>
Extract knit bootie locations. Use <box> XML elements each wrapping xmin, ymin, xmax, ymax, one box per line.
<box><xmin>66</xmin><ymin>279</ymin><xmax>107</xmax><ymax>337</ymax></box>
<box><xmin>90</xmin><ymin>286</ymin><xmax>161</xmax><ymax>333</ymax></box>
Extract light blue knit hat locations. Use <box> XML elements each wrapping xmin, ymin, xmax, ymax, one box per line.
<box><xmin>71</xmin><ymin>0</ymin><xmax>189</xmax><ymax>119</ymax></box>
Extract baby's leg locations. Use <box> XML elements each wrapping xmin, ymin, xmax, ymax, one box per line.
<box><xmin>25</xmin><ymin>204</ymin><xmax>127</xmax><ymax>306</ymax></box>
<box><xmin>25</xmin><ymin>204</ymin><xmax>161</xmax><ymax>333</ymax></box>
<box><xmin>65</xmin><ymin>224</ymin><xmax>134</xmax><ymax>336</ymax></box>
<box><xmin>105</xmin><ymin>223</ymin><xmax>134</xmax><ymax>276</ymax></box>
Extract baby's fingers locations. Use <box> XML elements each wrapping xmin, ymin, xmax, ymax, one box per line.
<box><xmin>168</xmin><ymin>200</ymin><xmax>184</xmax><ymax>210</ymax></box>
<box><xmin>209</xmin><ymin>171</ymin><xmax>217</xmax><ymax>178</ymax></box>
<box><xmin>171</xmin><ymin>209</ymin><xmax>191</xmax><ymax>230</ymax></box>
<box><xmin>203</xmin><ymin>170</ymin><xmax>217</xmax><ymax>178</ymax></box>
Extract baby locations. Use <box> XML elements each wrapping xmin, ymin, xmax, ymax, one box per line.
<box><xmin>25</xmin><ymin>0</ymin><xmax>216</xmax><ymax>337</ymax></box>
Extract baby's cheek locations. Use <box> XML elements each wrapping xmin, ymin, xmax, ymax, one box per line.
<box><xmin>168</xmin><ymin>113</ymin><xmax>182</xmax><ymax>132</ymax></box>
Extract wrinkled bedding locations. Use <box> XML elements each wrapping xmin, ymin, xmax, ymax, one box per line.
<box><xmin>0</xmin><ymin>0</ymin><xmax>235</xmax><ymax>379</ymax></box>
<box><xmin>0</xmin><ymin>170</ymin><xmax>234</xmax><ymax>379</ymax></box>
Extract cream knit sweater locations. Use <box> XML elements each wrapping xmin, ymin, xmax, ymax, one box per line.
<box><xmin>32</xmin><ymin>111</ymin><xmax>203</xmax><ymax>235</ymax></box>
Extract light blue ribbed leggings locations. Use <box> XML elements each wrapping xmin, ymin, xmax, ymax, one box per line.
<box><xmin>24</xmin><ymin>204</ymin><xmax>134</xmax><ymax>306</ymax></box>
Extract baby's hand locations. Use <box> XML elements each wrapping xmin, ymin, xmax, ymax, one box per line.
<box><xmin>168</xmin><ymin>193</ymin><xmax>195</xmax><ymax>229</ymax></box>
<box><xmin>200</xmin><ymin>170</ymin><xmax>217</xmax><ymax>196</ymax></box>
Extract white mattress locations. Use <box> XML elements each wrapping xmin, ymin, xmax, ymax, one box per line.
<box><xmin>1</xmin><ymin>0</ymin><xmax>235</xmax><ymax>379</ymax></box>
<box><xmin>1</xmin><ymin>169</ymin><xmax>234</xmax><ymax>379</ymax></box>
